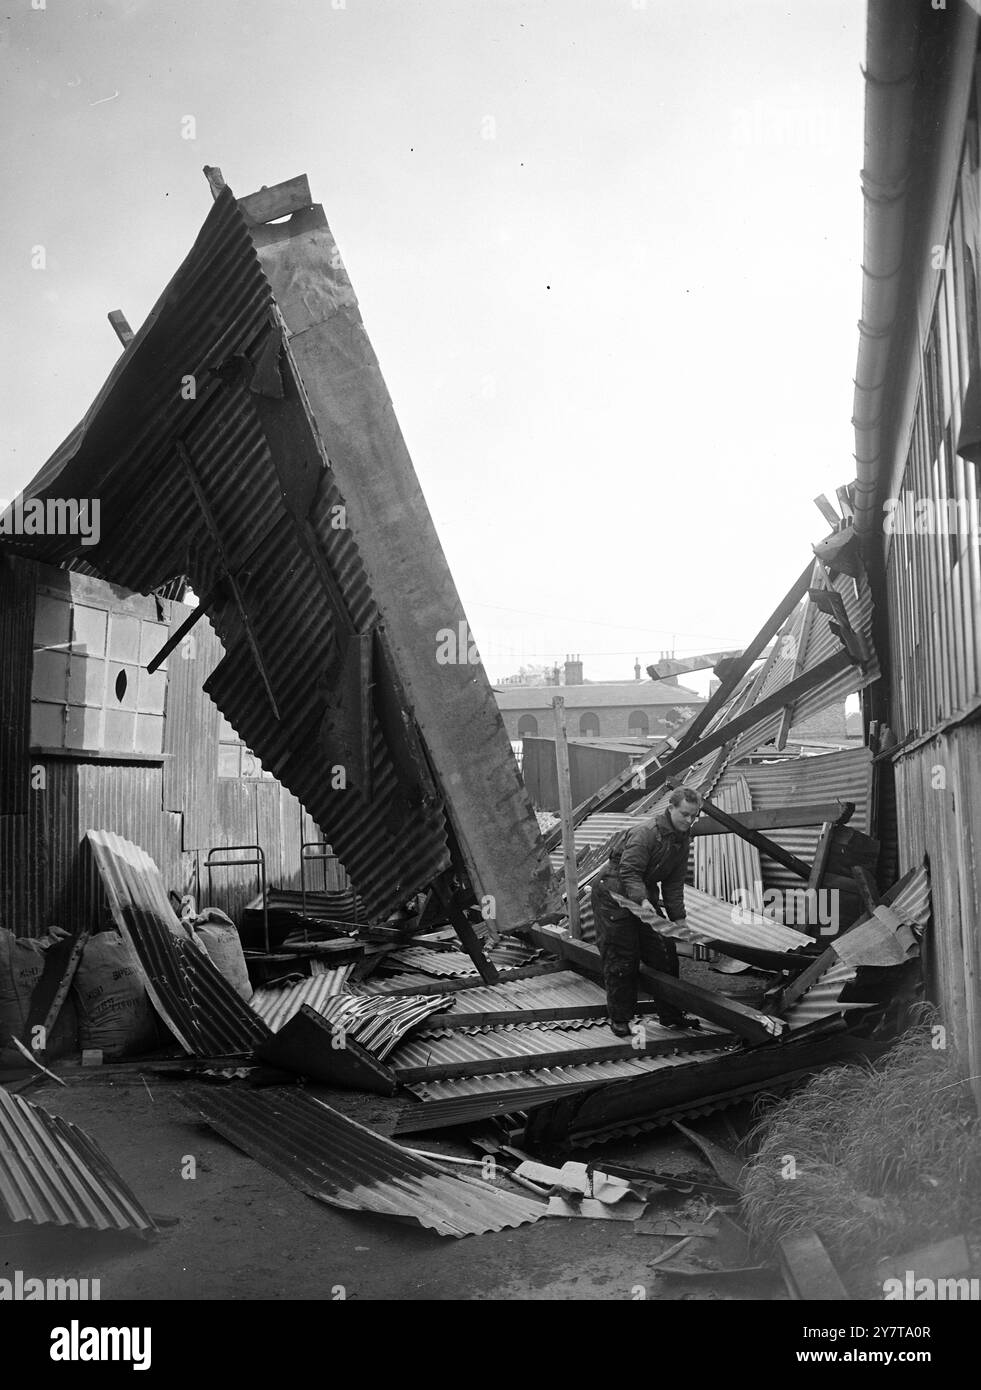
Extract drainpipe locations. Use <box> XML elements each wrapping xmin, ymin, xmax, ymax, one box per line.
<box><xmin>852</xmin><ymin>0</ymin><xmax>919</xmax><ymax>538</ymax></box>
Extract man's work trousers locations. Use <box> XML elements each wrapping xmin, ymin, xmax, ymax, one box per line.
<box><xmin>591</xmin><ymin>876</ymin><xmax>682</xmax><ymax>1026</ymax></box>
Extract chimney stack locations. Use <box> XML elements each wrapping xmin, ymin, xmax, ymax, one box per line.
<box><xmin>564</xmin><ymin>653</ymin><xmax>583</xmax><ymax>686</ymax></box>
<box><xmin>634</xmin><ymin>657</ymin><xmax>641</xmax><ymax>681</ymax></box>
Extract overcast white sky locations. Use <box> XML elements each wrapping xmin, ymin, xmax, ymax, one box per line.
<box><xmin>0</xmin><ymin>0</ymin><xmax>866</xmax><ymax>693</ymax></box>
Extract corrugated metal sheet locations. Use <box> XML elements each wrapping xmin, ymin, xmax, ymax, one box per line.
<box><xmin>783</xmin><ymin>962</ymin><xmax>864</xmax><ymax>1029</ymax></box>
<box><xmin>693</xmin><ymin>777</ymin><xmax>763</xmax><ymax>909</ymax></box>
<box><xmin>358</xmin><ymin>961</ymin><xmax>564</xmax><ymax>997</ymax></box>
<box><xmin>782</xmin><ymin>863</ymin><xmax>930</xmax><ymax>1028</ymax></box>
<box><xmin>711</xmin><ymin>747</ymin><xmax>874</xmax><ymax>893</ymax></box>
<box><xmin>681</xmin><ymin>885</ymin><xmax>813</xmax><ymax>952</ymax></box>
<box><xmin>251</xmin><ymin>979</ymin><xmax>444</xmax><ymax>1058</ymax></box>
<box><xmin>0</xmin><ymin>555</ymin><xmax>35</xmax><ymax>815</ymax></box>
<box><xmin>382</xmin><ymin>942</ymin><xmax>539</xmax><ymax>978</ymax></box>
<box><xmin>405</xmin><ymin>1046</ymin><xmax>733</xmax><ymax>1102</ymax></box>
<box><xmin>389</xmin><ymin>1018</ymin><xmax>729</xmax><ymax>1072</ymax></box>
<box><xmin>893</xmin><ymin>734</ymin><xmax>979</xmax><ymax>1105</ymax></box>
<box><xmin>391</xmin><ymin>969</ymin><xmax>610</xmax><ymax>1014</ymax></box>
<box><xmin>307</xmin><ymin>993</ymin><xmax>447</xmax><ymax>1059</ymax></box>
<box><xmin>251</xmin><ymin>967</ymin><xmax>356</xmax><ymax>1030</ymax></box>
<box><xmin>0</xmin><ymin>1087</ymin><xmax>156</xmax><ymax>1234</ymax></box>
<box><xmin>87</xmin><ymin>828</ymin><xmax>270</xmax><ymax>1056</ymax></box>
<box><xmin>185</xmin><ymin>1085</ymin><xmax>545</xmax><ymax>1237</ymax></box>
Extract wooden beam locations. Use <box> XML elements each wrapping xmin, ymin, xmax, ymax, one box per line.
<box><xmin>432</xmin><ymin>875</ymin><xmax>498</xmax><ymax>986</ymax></box>
<box><xmin>175</xmin><ymin>440</ymin><xmax>281</xmax><ymax>720</ymax></box>
<box><xmin>147</xmin><ymin>601</ymin><xmax>209</xmax><ymax>674</ymax></box>
<box><xmin>835</xmin><ymin>485</ymin><xmax>855</xmax><ymax>520</ymax></box>
<box><xmin>813</xmin><ymin>494</ymin><xmax>842</xmax><ymax>528</ymax></box>
<box><xmin>107</xmin><ymin>310</ymin><xmax>134</xmax><ymax>347</ymax></box>
<box><xmin>425</xmin><ymin>1000</ymin><xmax>669</xmax><ymax>1031</ymax></box>
<box><xmin>697</xmin><ymin>794</ymin><xmax>813</xmax><ymax>880</ymax></box>
<box><xmin>24</xmin><ymin>927</ymin><xmax>90</xmax><ymax>1059</ymax></box>
<box><xmin>522</xmin><ymin>925</ymin><xmax>785</xmax><ymax>1043</ymax></box>
<box><xmin>542</xmin><ymin>562</ymin><xmax>817</xmax><ymax>850</ymax></box>
<box><xmin>850</xmin><ymin>865</ymin><xmax>882</xmax><ymax>916</ymax></box>
<box><xmin>639</xmin><ymin>651</ymin><xmax>855</xmax><ymax>792</ymax></box>
<box><xmin>552</xmin><ymin>697</ymin><xmax>581</xmax><ymax>938</ymax></box>
<box><xmin>807</xmin><ymin>822</ymin><xmax>836</xmax><ymax>894</ymax></box>
<box><xmin>776</xmin><ymin>586</ymin><xmax>818</xmax><ymax>748</ymax></box>
<box><xmin>238</xmin><ymin>175</ymin><xmax>313</xmax><ymax>227</ymax></box>
<box><xmin>690</xmin><ymin>802</ymin><xmax>853</xmax><ymax>836</ymax></box>
<box><xmin>203</xmin><ymin>165</ymin><xmax>226</xmax><ymax>199</ymax></box>
<box><xmin>778</xmin><ymin>1231</ymin><xmax>850</xmax><ymax>1300</ymax></box>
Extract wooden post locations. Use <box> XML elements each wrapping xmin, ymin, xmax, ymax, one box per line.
<box><xmin>552</xmin><ymin>697</ymin><xmax>582</xmax><ymax>938</ymax></box>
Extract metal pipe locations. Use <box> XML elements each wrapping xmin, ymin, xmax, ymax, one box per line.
<box><xmin>852</xmin><ymin>0</ymin><xmax>919</xmax><ymax>536</ymax></box>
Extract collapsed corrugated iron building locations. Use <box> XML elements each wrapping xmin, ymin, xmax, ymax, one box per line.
<box><xmin>0</xmin><ymin>171</ymin><xmax>551</xmax><ymax>981</ymax></box>
<box><xmin>0</xmin><ymin>111</ymin><xmax>973</xmax><ymax>1249</ymax></box>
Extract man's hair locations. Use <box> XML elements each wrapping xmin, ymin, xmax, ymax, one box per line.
<box><xmin>668</xmin><ymin>786</ymin><xmax>701</xmax><ymax>809</ymax></box>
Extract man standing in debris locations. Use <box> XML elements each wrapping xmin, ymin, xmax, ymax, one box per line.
<box><xmin>591</xmin><ymin>786</ymin><xmax>702</xmax><ymax>1036</ymax></box>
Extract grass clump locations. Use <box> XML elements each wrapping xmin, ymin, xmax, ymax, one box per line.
<box><xmin>741</xmin><ymin>1020</ymin><xmax>981</xmax><ymax>1276</ymax></box>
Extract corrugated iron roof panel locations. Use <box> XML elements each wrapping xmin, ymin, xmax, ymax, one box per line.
<box><xmin>390</xmin><ymin>1018</ymin><xmax>729</xmax><ymax>1070</ymax></box>
<box><xmin>406</xmin><ymin>1046</ymin><xmax>733</xmax><ymax>1102</ymax></box>
<box><xmin>87</xmin><ymin>829</ymin><xmax>270</xmax><ymax>1056</ymax></box>
<box><xmin>185</xmin><ymin>1085</ymin><xmax>544</xmax><ymax>1237</ymax></box>
<box><xmin>251</xmin><ymin>968</ymin><xmax>356</xmax><ymax>1031</ymax></box>
<box><xmin>0</xmin><ymin>1088</ymin><xmax>156</xmax><ymax>1235</ymax></box>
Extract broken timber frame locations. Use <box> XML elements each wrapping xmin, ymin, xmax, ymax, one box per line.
<box><xmin>542</xmin><ymin>562</ymin><xmax>840</xmax><ymax>849</ymax></box>
<box><xmin>521</xmin><ymin>925</ymin><xmax>785</xmax><ymax>1043</ymax></box>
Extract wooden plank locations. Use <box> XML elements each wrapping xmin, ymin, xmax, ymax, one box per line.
<box><xmin>806</xmin><ymin>822</ymin><xmax>836</xmax><ymax>894</ymax></box>
<box><xmin>850</xmin><ymin>865</ymin><xmax>882</xmax><ymax>916</ymax></box>
<box><xmin>238</xmin><ymin>175</ymin><xmax>312</xmax><ymax>226</ymax></box>
<box><xmin>203</xmin><ymin>164</ymin><xmax>226</xmax><ymax>199</ymax></box>
<box><xmin>835</xmin><ymin>485</ymin><xmax>855</xmax><ymax>520</ymax></box>
<box><xmin>426</xmin><ymin>1000</ymin><xmax>668</xmax><ymax>1030</ymax></box>
<box><xmin>690</xmin><ymin>802</ymin><xmax>852</xmax><ymax>836</ymax></box>
<box><xmin>175</xmin><ymin>440</ymin><xmax>281</xmax><ymax>720</ymax></box>
<box><xmin>777</xmin><ymin>1231</ymin><xmax>849</xmax><ymax>1300</ymax></box>
<box><xmin>542</xmin><ymin>562</ymin><xmax>818</xmax><ymax>849</ymax></box>
<box><xmin>776</xmin><ymin>587</ymin><xmax>817</xmax><ymax>748</ymax></box>
<box><xmin>25</xmin><ymin>927</ymin><xmax>91</xmax><ymax>1058</ymax></box>
<box><xmin>393</xmin><ymin>1028</ymin><xmax>732</xmax><ymax>1084</ymax></box>
<box><xmin>813</xmin><ymin>494</ymin><xmax>842</xmax><ymax>528</ymax></box>
<box><xmin>522</xmin><ymin>925</ymin><xmax>785</xmax><ymax>1043</ymax></box>
<box><xmin>433</xmin><ymin>874</ymin><xmax>498</xmax><ymax>986</ymax></box>
<box><xmin>552</xmin><ymin>697</ymin><xmax>582</xmax><ymax>938</ymax></box>
<box><xmin>107</xmin><ymin>310</ymin><xmax>134</xmax><ymax>347</ymax></box>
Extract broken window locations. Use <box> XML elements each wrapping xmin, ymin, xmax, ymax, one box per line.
<box><xmin>217</xmin><ymin>714</ymin><xmax>272</xmax><ymax>779</ymax></box>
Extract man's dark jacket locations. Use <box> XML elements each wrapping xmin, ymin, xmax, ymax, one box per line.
<box><xmin>607</xmin><ymin>812</ymin><xmax>691</xmax><ymax>921</ymax></box>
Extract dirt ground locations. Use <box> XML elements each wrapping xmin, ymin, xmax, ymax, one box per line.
<box><xmin>2</xmin><ymin>962</ymin><xmax>787</xmax><ymax>1302</ymax></box>
<box><xmin>1</xmin><ymin>1070</ymin><xmax>785</xmax><ymax>1302</ymax></box>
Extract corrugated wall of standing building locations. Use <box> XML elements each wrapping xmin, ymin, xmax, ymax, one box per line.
<box><xmin>856</xmin><ymin>6</ymin><xmax>981</xmax><ymax>1103</ymax></box>
<box><xmin>0</xmin><ymin>558</ymin><xmax>337</xmax><ymax>936</ymax></box>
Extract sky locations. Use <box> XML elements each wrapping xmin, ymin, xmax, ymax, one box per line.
<box><xmin>0</xmin><ymin>0</ymin><xmax>867</xmax><ymax>695</ymax></box>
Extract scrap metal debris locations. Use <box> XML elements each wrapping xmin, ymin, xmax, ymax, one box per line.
<box><xmin>184</xmin><ymin>1085</ymin><xmax>546</xmax><ymax>1237</ymax></box>
<box><xmin>0</xmin><ymin>1086</ymin><xmax>156</xmax><ymax>1236</ymax></box>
